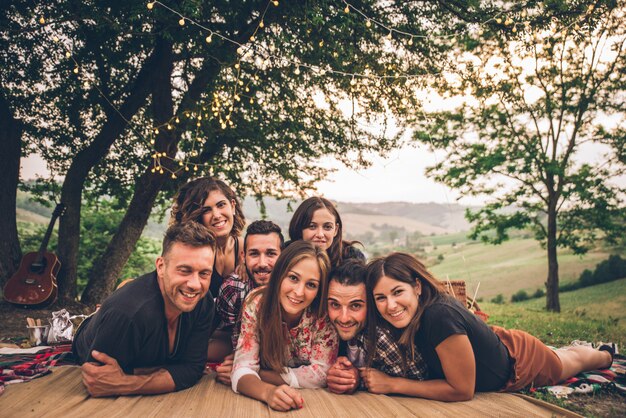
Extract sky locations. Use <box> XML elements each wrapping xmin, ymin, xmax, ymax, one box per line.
<box><xmin>20</xmin><ymin>145</ymin><xmax>477</xmax><ymax>205</ymax></box>
<box><xmin>20</xmin><ymin>129</ymin><xmax>623</xmax><ymax>207</ymax></box>
<box><xmin>316</xmin><ymin>144</ymin><xmax>474</xmax><ymax>205</ymax></box>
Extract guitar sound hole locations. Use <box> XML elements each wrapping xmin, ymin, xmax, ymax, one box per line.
<box><xmin>30</xmin><ymin>260</ymin><xmax>47</xmax><ymax>273</ymax></box>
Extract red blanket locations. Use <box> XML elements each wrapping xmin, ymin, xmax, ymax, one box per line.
<box><xmin>0</xmin><ymin>344</ymin><xmax>74</xmax><ymax>396</ymax></box>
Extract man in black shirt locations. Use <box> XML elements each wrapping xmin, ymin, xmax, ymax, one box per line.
<box><xmin>73</xmin><ymin>222</ymin><xmax>216</xmax><ymax>396</ymax></box>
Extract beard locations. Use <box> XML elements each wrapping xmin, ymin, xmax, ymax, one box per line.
<box><xmin>247</xmin><ymin>266</ymin><xmax>272</xmax><ymax>287</ymax></box>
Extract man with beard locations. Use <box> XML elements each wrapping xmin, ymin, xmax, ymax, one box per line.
<box><xmin>211</xmin><ymin>220</ymin><xmax>284</xmax><ymax>384</ymax></box>
<box><xmin>73</xmin><ymin>222</ymin><xmax>216</xmax><ymax>396</ymax></box>
<box><xmin>326</xmin><ymin>260</ymin><xmax>428</xmax><ymax>394</ymax></box>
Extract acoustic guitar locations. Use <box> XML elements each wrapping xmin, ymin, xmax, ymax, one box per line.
<box><xmin>4</xmin><ymin>203</ymin><xmax>66</xmax><ymax>307</ymax></box>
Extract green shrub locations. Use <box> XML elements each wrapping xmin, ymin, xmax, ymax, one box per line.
<box><xmin>532</xmin><ymin>288</ymin><xmax>545</xmax><ymax>298</ymax></box>
<box><xmin>559</xmin><ymin>281</ymin><xmax>582</xmax><ymax>292</ymax></box>
<box><xmin>579</xmin><ymin>269</ymin><xmax>595</xmax><ymax>287</ymax></box>
<box><xmin>491</xmin><ymin>294</ymin><xmax>505</xmax><ymax>304</ymax></box>
<box><xmin>511</xmin><ymin>289</ymin><xmax>529</xmax><ymax>303</ymax></box>
<box><xmin>573</xmin><ymin>255</ymin><xmax>626</xmax><ymax>290</ymax></box>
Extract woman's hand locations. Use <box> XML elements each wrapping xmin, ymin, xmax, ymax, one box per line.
<box><xmin>327</xmin><ymin>357</ymin><xmax>359</xmax><ymax>394</ymax></box>
<box><xmin>359</xmin><ymin>367</ymin><xmax>395</xmax><ymax>394</ymax></box>
<box><xmin>215</xmin><ymin>354</ymin><xmax>234</xmax><ymax>385</ymax></box>
<box><xmin>264</xmin><ymin>384</ymin><xmax>303</xmax><ymax>411</ymax></box>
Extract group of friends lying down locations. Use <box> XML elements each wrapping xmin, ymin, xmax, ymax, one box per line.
<box><xmin>72</xmin><ymin>177</ymin><xmax>615</xmax><ymax>411</ymax></box>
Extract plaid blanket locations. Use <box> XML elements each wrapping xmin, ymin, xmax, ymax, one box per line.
<box><xmin>0</xmin><ymin>344</ymin><xmax>75</xmax><ymax>396</ymax></box>
<box><xmin>532</xmin><ymin>354</ymin><xmax>626</xmax><ymax>398</ymax></box>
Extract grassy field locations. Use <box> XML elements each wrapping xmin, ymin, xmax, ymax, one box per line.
<box><xmin>481</xmin><ymin>278</ymin><xmax>626</xmax><ymax>347</ymax></box>
<box><xmin>428</xmin><ymin>237</ymin><xmax>615</xmax><ymax>298</ymax></box>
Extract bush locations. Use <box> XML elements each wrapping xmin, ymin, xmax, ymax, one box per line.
<box><xmin>511</xmin><ymin>289</ymin><xmax>529</xmax><ymax>303</ymax></box>
<box><xmin>532</xmin><ymin>288</ymin><xmax>545</xmax><ymax>298</ymax></box>
<box><xmin>570</xmin><ymin>255</ymin><xmax>626</xmax><ymax>291</ymax></box>
<box><xmin>437</xmin><ymin>254</ymin><xmax>444</xmax><ymax>261</ymax></box>
<box><xmin>579</xmin><ymin>269</ymin><xmax>595</xmax><ymax>287</ymax></box>
<box><xmin>490</xmin><ymin>294</ymin><xmax>505</xmax><ymax>304</ymax></box>
<box><xmin>559</xmin><ymin>281</ymin><xmax>582</xmax><ymax>292</ymax></box>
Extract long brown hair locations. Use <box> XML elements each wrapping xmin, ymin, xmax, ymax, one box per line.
<box><xmin>365</xmin><ymin>252</ymin><xmax>445</xmax><ymax>365</ymax></box>
<box><xmin>288</xmin><ymin>197</ymin><xmax>359</xmax><ymax>268</ymax></box>
<box><xmin>257</xmin><ymin>240</ymin><xmax>330</xmax><ymax>373</ymax></box>
<box><xmin>170</xmin><ymin>177</ymin><xmax>245</xmax><ymax>237</ymax></box>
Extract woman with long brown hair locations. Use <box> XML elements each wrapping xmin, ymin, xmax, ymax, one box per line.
<box><xmin>171</xmin><ymin>177</ymin><xmax>245</xmax><ymax>298</ymax></box>
<box><xmin>288</xmin><ymin>197</ymin><xmax>364</xmax><ymax>269</ymax></box>
<box><xmin>361</xmin><ymin>252</ymin><xmax>614</xmax><ymax>401</ymax></box>
<box><xmin>231</xmin><ymin>241</ymin><xmax>338</xmax><ymax>411</ymax></box>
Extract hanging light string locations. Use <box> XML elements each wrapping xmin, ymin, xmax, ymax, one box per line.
<box><xmin>147</xmin><ymin>1</ymin><xmax>448</xmax><ymax>81</ymax></box>
<box><xmin>36</xmin><ymin>2</ymin><xmax>603</xmax><ymax>178</ymax></box>
<box><xmin>340</xmin><ymin>0</ymin><xmax>504</xmax><ymax>41</ymax></box>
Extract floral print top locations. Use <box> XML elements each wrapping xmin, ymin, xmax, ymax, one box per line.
<box><xmin>230</xmin><ymin>292</ymin><xmax>339</xmax><ymax>392</ymax></box>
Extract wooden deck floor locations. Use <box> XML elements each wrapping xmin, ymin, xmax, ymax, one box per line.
<box><xmin>0</xmin><ymin>367</ymin><xmax>580</xmax><ymax>417</ymax></box>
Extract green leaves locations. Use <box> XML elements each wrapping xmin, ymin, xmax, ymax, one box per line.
<box><xmin>412</xmin><ymin>0</ymin><xmax>625</xmax><ymax>310</ymax></box>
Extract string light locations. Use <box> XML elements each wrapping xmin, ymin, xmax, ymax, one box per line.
<box><xmin>45</xmin><ymin>0</ymin><xmax>569</xmax><ymax>182</ymax></box>
<box><xmin>39</xmin><ymin>16</ymin><xmax>45</xmax><ymax>24</ymax></box>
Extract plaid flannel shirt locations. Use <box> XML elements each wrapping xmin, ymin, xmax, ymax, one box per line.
<box><xmin>353</xmin><ymin>326</ymin><xmax>428</xmax><ymax>381</ymax></box>
<box><xmin>215</xmin><ymin>273</ymin><xmax>257</xmax><ymax>348</ymax></box>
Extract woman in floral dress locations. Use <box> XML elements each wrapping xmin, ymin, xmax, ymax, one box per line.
<box><xmin>231</xmin><ymin>241</ymin><xmax>339</xmax><ymax>411</ymax></box>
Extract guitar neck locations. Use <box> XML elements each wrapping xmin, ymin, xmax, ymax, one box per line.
<box><xmin>36</xmin><ymin>216</ymin><xmax>57</xmax><ymax>261</ymax></box>
<box><xmin>35</xmin><ymin>207</ymin><xmax>63</xmax><ymax>263</ymax></box>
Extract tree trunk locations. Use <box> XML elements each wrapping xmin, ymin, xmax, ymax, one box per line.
<box><xmin>545</xmin><ymin>200</ymin><xmax>560</xmax><ymax>312</ymax></box>
<box><xmin>55</xmin><ymin>45</ymin><xmax>162</xmax><ymax>303</ymax></box>
<box><xmin>0</xmin><ymin>90</ymin><xmax>23</xmax><ymax>289</ymax></box>
<box><xmin>81</xmin><ymin>45</ymin><xmax>228</xmax><ymax>305</ymax></box>
<box><xmin>81</xmin><ymin>39</ymin><xmax>175</xmax><ymax>306</ymax></box>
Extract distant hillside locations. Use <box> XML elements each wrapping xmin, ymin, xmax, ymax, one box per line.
<box><xmin>16</xmin><ymin>192</ymin><xmax>473</xmax><ymax>242</ymax></box>
<box><xmin>242</xmin><ymin>198</ymin><xmax>472</xmax><ymax>239</ymax></box>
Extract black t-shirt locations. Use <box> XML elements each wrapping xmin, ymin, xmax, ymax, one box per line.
<box><xmin>209</xmin><ymin>237</ymin><xmax>240</xmax><ymax>297</ymax></box>
<box><xmin>415</xmin><ymin>295</ymin><xmax>511</xmax><ymax>392</ymax></box>
<box><xmin>72</xmin><ymin>271</ymin><xmax>214</xmax><ymax>391</ymax></box>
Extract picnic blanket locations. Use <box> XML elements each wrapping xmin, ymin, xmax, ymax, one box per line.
<box><xmin>0</xmin><ymin>344</ymin><xmax>74</xmax><ymax>396</ymax></box>
<box><xmin>535</xmin><ymin>354</ymin><xmax>626</xmax><ymax>398</ymax></box>
<box><xmin>0</xmin><ymin>366</ymin><xmax>580</xmax><ymax>417</ymax></box>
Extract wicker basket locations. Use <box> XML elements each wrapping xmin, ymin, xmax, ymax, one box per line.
<box><xmin>441</xmin><ymin>280</ymin><xmax>467</xmax><ymax>305</ymax></box>
<box><xmin>440</xmin><ymin>279</ymin><xmax>489</xmax><ymax>322</ymax></box>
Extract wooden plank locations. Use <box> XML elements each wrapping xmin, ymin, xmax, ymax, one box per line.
<box><xmin>0</xmin><ymin>366</ymin><xmax>575</xmax><ymax>418</ymax></box>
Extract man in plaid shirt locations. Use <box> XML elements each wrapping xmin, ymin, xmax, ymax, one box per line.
<box><xmin>213</xmin><ymin>220</ymin><xmax>284</xmax><ymax>384</ymax></box>
<box><xmin>326</xmin><ymin>260</ymin><xmax>427</xmax><ymax>394</ymax></box>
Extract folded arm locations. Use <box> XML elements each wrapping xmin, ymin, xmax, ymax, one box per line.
<box><xmin>82</xmin><ymin>350</ymin><xmax>175</xmax><ymax>397</ymax></box>
<box><xmin>360</xmin><ymin>334</ymin><xmax>476</xmax><ymax>401</ymax></box>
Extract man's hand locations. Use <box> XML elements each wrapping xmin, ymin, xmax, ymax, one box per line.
<box><xmin>327</xmin><ymin>356</ymin><xmax>359</xmax><ymax>394</ymax></box>
<box><xmin>264</xmin><ymin>384</ymin><xmax>303</xmax><ymax>411</ymax></box>
<box><xmin>359</xmin><ymin>367</ymin><xmax>394</xmax><ymax>394</ymax></box>
<box><xmin>81</xmin><ymin>350</ymin><xmax>129</xmax><ymax>397</ymax></box>
<box><xmin>215</xmin><ymin>354</ymin><xmax>234</xmax><ymax>386</ymax></box>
